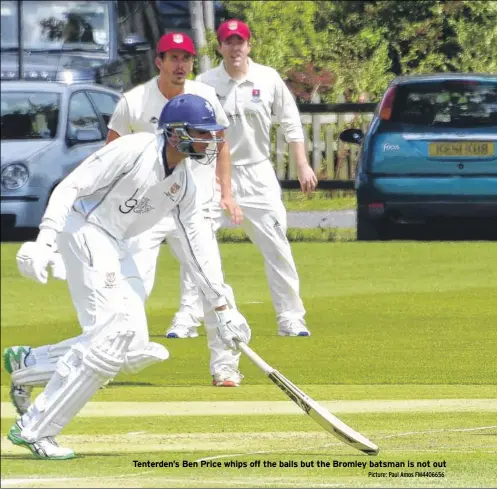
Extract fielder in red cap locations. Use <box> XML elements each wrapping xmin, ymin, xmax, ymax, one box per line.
<box><xmin>103</xmin><ymin>29</ymin><xmax>245</xmax><ymax>388</ymax></box>
<box><xmin>216</xmin><ymin>19</ymin><xmax>251</xmax><ymax>43</ymax></box>
<box><xmin>156</xmin><ymin>31</ymin><xmax>197</xmax><ymax>56</ymax></box>
<box><xmin>154</xmin><ymin>32</ymin><xmax>197</xmax><ymax>91</ymax></box>
<box><xmin>195</xmin><ymin>19</ymin><xmax>318</xmax><ymax>338</ymax></box>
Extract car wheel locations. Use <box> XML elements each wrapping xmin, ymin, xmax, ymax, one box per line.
<box><xmin>356</xmin><ymin>211</ymin><xmax>389</xmax><ymax>241</ymax></box>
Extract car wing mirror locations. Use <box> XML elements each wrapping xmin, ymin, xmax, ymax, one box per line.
<box><xmin>119</xmin><ymin>33</ymin><xmax>150</xmax><ymax>54</ymax></box>
<box><xmin>339</xmin><ymin>128</ymin><xmax>364</xmax><ymax>145</ymax></box>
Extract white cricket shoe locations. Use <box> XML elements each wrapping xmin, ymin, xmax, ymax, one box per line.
<box><xmin>3</xmin><ymin>346</ymin><xmax>33</xmax><ymax>415</ymax></box>
<box><xmin>165</xmin><ymin>319</ymin><xmax>199</xmax><ymax>339</ymax></box>
<box><xmin>212</xmin><ymin>366</ymin><xmax>243</xmax><ymax>387</ymax></box>
<box><xmin>278</xmin><ymin>320</ymin><xmax>311</xmax><ymax>337</ymax></box>
<box><xmin>8</xmin><ymin>420</ymin><xmax>75</xmax><ymax>460</ymax></box>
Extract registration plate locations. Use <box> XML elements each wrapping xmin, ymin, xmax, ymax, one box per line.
<box><xmin>429</xmin><ymin>142</ymin><xmax>495</xmax><ymax>157</ymax></box>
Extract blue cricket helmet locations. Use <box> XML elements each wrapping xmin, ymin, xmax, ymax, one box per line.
<box><xmin>158</xmin><ymin>94</ymin><xmax>226</xmax><ymax>132</ymax></box>
<box><xmin>158</xmin><ymin>94</ymin><xmax>226</xmax><ymax>164</ymax></box>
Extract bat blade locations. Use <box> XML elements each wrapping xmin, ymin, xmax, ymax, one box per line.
<box><xmin>236</xmin><ymin>341</ymin><xmax>379</xmax><ymax>455</ymax></box>
<box><xmin>268</xmin><ymin>371</ymin><xmax>379</xmax><ymax>455</ymax></box>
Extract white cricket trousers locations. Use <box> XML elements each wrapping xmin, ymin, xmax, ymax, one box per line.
<box><xmin>179</xmin><ymin>159</ymin><xmax>306</xmax><ymax>324</ymax></box>
<box><xmin>124</xmin><ymin>212</ymin><xmax>240</xmax><ymax>375</ymax></box>
<box><xmin>57</xmin><ymin>212</ymin><xmax>150</xmax><ymax>351</ymax></box>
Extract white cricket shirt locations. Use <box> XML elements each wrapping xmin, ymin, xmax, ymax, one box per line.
<box><xmin>40</xmin><ymin>132</ymin><xmax>227</xmax><ymax>308</ymax></box>
<box><xmin>197</xmin><ymin>59</ymin><xmax>304</xmax><ymax>166</ymax></box>
<box><xmin>108</xmin><ymin>77</ymin><xmax>230</xmax><ymax>205</ymax></box>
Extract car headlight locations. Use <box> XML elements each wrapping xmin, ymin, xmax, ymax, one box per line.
<box><xmin>1</xmin><ymin>163</ymin><xmax>29</xmax><ymax>190</ymax></box>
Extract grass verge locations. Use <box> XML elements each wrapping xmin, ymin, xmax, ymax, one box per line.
<box><xmin>282</xmin><ymin>190</ymin><xmax>356</xmax><ymax>211</ymax></box>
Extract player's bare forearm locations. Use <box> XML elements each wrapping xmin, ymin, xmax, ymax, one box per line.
<box><xmin>216</xmin><ymin>137</ymin><xmax>243</xmax><ymax>225</ymax></box>
<box><xmin>289</xmin><ymin>141</ymin><xmax>309</xmax><ymax>169</ymax></box>
<box><xmin>289</xmin><ymin>141</ymin><xmax>318</xmax><ymax>194</ymax></box>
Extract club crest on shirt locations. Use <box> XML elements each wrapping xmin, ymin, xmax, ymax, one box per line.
<box><xmin>251</xmin><ymin>89</ymin><xmax>261</xmax><ymax>103</ymax></box>
<box><xmin>165</xmin><ymin>182</ymin><xmax>182</xmax><ymax>201</ymax></box>
<box><xmin>103</xmin><ymin>272</ymin><xmax>118</xmax><ymax>289</ymax></box>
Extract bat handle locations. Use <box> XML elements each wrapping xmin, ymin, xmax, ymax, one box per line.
<box><xmin>236</xmin><ymin>341</ymin><xmax>275</xmax><ymax>376</ymax></box>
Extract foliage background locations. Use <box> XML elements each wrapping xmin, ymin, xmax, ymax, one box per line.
<box><xmin>201</xmin><ymin>0</ymin><xmax>497</xmax><ymax>102</ymax></box>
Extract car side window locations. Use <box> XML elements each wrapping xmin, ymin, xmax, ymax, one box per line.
<box><xmin>87</xmin><ymin>91</ymin><xmax>121</xmax><ymax>131</ymax></box>
<box><xmin>67</xmin><ymin>92</ymin><xmax>103</xmax><ymax>140</ymax></box>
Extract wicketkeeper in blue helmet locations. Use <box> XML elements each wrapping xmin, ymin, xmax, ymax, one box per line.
<box><xmin>159</xmin><ymin>93</ymin><xmax>226</xmax><ymax>165</ymax></box>
<box><xmin>6</xmin><ymin>93</ymin><xmax>251</xmax><ymax>460</ymax></box>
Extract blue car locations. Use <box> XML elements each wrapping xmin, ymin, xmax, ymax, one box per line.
<box><xmin>1</xmin><ymin>80</ymin><xmax>121</xmax><ymax>232</ymax></box>
<box><xmin>340</xmin><ymin>73</ymin><xmax>497</xmax><ymax>240</ymax></box>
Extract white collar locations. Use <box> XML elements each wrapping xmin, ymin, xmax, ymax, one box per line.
<box><xmin>218</xmin><ymin>58</ymin><xmax>256</xmax><ymax>84</ymax></box>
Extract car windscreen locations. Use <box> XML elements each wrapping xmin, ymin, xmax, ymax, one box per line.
<box><xmin>1</xmin><ymin>92</ymin><xmax>60</xmax><ymax>139</ymax></box>
<box><xmin>1</xmin><ymin>0</ymin><xmax>109</xmax><ymax>52</ymax></box>
<box><xmin>390</xmin><ymin>81</ymin><xmax>497</xmax><ymax>128</ymax></box>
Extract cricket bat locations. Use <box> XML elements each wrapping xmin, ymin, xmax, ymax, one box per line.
<box><xmin>236</xmin><ymin>341</ymin><xmax>379</xmax><ymax>455</ymax></box>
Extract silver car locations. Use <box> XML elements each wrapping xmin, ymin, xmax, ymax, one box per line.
<box><xmin>1</xmin><ymin>80</ymin><xmax>121</xmax><ymax>232</ymax></box>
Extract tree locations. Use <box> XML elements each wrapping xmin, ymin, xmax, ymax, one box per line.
<box><xmin>286</xmin><ymin>62</ymin><xmax>335</xmax><ymax>103</ymax></box>
<box><xmin>447</xmin><ymin>0</ymin><xmax>497</xmax><ymax>73</ymax></box>
<box><xmin>217</xmin><ymin>0</ymin><xmax>496</xmax><ymax>102</ymax></box>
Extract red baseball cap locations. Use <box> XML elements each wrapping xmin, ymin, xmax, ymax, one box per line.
<box><xmin>157</xmin><ymin>32</ymin><xmax>196</xmax><ymax>55</ymax></box>
<box><xmin>217</xmin><ymin>19</ymin><xmax>251</xmax><ymax>43</ymax></box>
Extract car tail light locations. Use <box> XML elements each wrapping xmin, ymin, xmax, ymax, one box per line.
<box><xmin>378</xmin><ymin>87</ymin><xmax>397</xmax><ymax>121</ymax></box>
<box><xmin>368</xmin><ymin>202</ymin><xmax>384</xmax><ymax>209</ymax></box>
<box><xmin>368</xmin><ymin>202</ymin><xmax>385</xmax><ymax>216</ymax></box>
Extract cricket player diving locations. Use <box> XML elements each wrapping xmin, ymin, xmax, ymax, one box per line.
<box><xmin>3</xmin><ymin>94</ymin><xmax>251</xmax><ymax>460</ymax></box>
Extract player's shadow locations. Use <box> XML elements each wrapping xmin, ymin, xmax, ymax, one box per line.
<box><xmin>1</xmin><ymin>452</ymin><xmax>119</xmax><ymax>460</ymax></box>
<box><xmin>74</xmin><ymin>453</ymin><xmax>122</xmax><ymax>458</ymax></box>
<box><xmin>106</xmin><ymin>381</ymin><xmax>155</xmax><ymax>387</ymax></box>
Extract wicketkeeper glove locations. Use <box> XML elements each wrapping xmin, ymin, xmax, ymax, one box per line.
<box><xmin>215</xmin><ymin>308</ymin><xmax>251</xmax><ymax>351</ymax></box>
<box><xmin>16</xmin><ymin>228</ymin><xmax>64</xmax><ymax>284</ymax></box>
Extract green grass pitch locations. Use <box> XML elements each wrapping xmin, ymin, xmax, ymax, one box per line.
<box><xmin>1</xmin><ymin>241</ymin><xmax>496</xmax><ymax>487</ymax></box>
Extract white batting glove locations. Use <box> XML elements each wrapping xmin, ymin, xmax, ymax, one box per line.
<box><xmin>16</xmin><ymin>229</ymin><xmax>58</xmax><ymax>284</ymax></box>
<box><xmin>215</xmin><ymin>308</ymin><xmax>251</xmax><ymax>351</ymax></box>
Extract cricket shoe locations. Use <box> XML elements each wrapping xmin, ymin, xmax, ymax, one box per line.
<box><xmin>8</xmin><ymin>420</ymin><xmax>75</xmax><ymax>460</ymax></box>
<box><xmin>4</xmin><ymin>346</ymin><xmax>33</xmax><ymax>415</ymax></box>
<box><xmin>165</xmin><ymin>319</ymin><xmax>199</xmax><ymax>339</ymax></box>
<box><xmin>278</xmin><ymin>320</ymin><xmax>311</xmax><ymax>337</ymax></box>
<box><xmin>212</xmin><ymin>366</ymin><xmax>243</xmax><ymax>387</ymax></box>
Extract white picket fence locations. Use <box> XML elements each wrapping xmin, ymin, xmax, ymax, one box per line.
<box><xmin>271</xmin><ymin>111</ymin><xmax>374</xmax><ymax>181</ymax></box>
